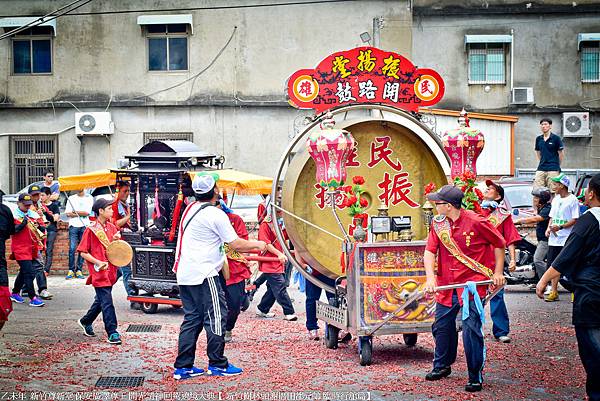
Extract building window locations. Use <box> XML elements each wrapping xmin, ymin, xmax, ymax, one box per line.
<box><xmin>11</xmin><ymin>26</ymin><xmax>53</xmax><ymax>74</ymax></box>
<box><xmin>146</xmin><ymin>24</ymin><xmax>188</xmax><ymax>71</ymax></box>
<box><xmin>468</xmin><ymin>43</ymin><xmax>506</xmax><ymax>84</ymax></box>
<box><xmin>143</xmin><ymin>132</ymin><xmax>193</xmax><ymax>144</ymax></box>
<box><xmin>10</xmin><ymin>136</ymin><xmax>57</xmax><ymax>192</ymax></box>
<box><xmin>581</xmin><ymin>42</ymin><xmax>600</xmax><ymax>83</ymax></box>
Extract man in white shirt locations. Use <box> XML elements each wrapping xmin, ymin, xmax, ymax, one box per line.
<box><xmin>65</xmin><ymin>190</ymin><xmax>93</xmax><ymax>279</ymax></box>
<box><xmin>173</xmin><ymin>174</ymin><xmax>267</xmax><ymax>380</ymax></box>
<box><xmin>544</xmin><ymin>173</ymin><xmax>580</xmax><ymax>301</ymax></box>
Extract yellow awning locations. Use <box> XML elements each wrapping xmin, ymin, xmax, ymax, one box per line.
<box><xmin>58</xmin><ymin>170</ymin><xmax>117</xmax><ymax>192</ymax></box>
<box><xmin>190</xmin><ymin>169</ymin><xmax>273</xmax><ymax>195</ymax></box>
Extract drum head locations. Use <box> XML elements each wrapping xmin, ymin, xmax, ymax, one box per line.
<box><xmin>106</xmin><ymin>240</ymin><xmax>133</xmax><ymax>267</ymax></box>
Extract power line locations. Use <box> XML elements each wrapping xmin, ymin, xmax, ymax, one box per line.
<box><xmin>0</xmin><ymin>0</ymin><xmax>95</xmax><ymax>40</ymax></box>
<box><xmin>0</xmin><ymin>0</ymin><xmax>360</xmax><ymax>18</ymax></box>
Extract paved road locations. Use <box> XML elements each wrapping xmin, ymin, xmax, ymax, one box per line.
<box><xmin>0</xmin><ymin>276</ymin><xmax>586</xmax><ymax>400</ymax></box>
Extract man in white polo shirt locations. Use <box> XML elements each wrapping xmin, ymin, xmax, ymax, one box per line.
<box><xmin>173</xmin><ymin>174</ymin><xmax>267</xmax><ymax>380</ymax></box>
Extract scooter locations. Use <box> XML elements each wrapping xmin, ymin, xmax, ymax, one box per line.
<box><xmin>504</xmin><ymin>233</ymin><xmax>539</xmax><ymax>285</ymax></box>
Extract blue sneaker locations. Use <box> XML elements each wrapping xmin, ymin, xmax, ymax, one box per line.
<box><xmin>10</xmin><ymin>293</ymin><xmax>25</xmax><ymax>303</ymax></box>
<box><xmin>107</xmin><ymin>332</ymin><xmax>122</xmax><ymax>345</ymax></box>
<box><xmin>78</xmin><ymin>319</ymin><xmax>96</xmax><ymax>337</ymax></box>
<box><xmin>206</xmin><ymin>363</ymin><xmax>243</xmax><ymax>376</ymax></box>
<box><xmin>29</xmin><ymin>297</ymin><xmax>45</xmax><ymax>307</ymax></box>
<box><xmin>173</xmin><ymin>366</ymin><xmax>205</xmax><ymax>380</ymax></box>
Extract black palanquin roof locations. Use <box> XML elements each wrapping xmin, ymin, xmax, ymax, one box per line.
<box><xmin>122</xmin><ymin>140</ymin><xmax>218</xmax><ymax>171</ymax></box>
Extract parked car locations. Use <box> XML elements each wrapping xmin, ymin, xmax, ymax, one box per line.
<box><xmin>230</xmin><ymin>194</ymin><xmax>262</xmax><ymax>230</ymax></box>
<box><xmin>477</xmin><ymin>179</ymin><xmax>535</xmax><ymax>219</ymax></box>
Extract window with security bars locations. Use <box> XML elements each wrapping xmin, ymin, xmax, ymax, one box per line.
<box><xmin>143</xmin><ymin>132</ymin><xmax>193</xmax><ymax>144</ymax></box>
<box><xmin>10</xmin><ymin>136</ymin><xmax>57</xmax><ymax>192</ymax></box>
<box><xmin>581</xmin><ymin>42</ymin><xmax>600</xmax><ymax>83</ymax></box>
<box><xmin>468</xmin><ymin>43</ymin><xmax>506</xmax><ymax>84</ymax></box>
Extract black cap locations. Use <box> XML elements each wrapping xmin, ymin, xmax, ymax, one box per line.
<box><xmin>18</xmin><ymin>193</ymin><xmax>33</xmax><ymax>205</ymax></box>
<box><xmin>485</xmin><ymin>180</ymin><xmax>505</xmax><ymax>202</ymax></box>
<box><xmin>426</xmin><ymin>185</ymin><xmax>464</xmax><ymax>208</ymax></box>
<box><xmin>28</xmin><ymin>185</ymin><xmax>41</xmax><ymax>195</ymax></box>
<box><xmin>92</xmin><ymin>198</ymin><xmax>114</xmax><ymax>214</ymax></box>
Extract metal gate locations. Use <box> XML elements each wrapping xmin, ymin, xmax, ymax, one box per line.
<box><xmin>10</xmin><ymin>135</ymin><xmax>57</xmax><ymax>192</ymax></box>
<box><xmin>143</xmin><ymin>132</ymin><xmax>193</xmax><ymax>144</ymax></box>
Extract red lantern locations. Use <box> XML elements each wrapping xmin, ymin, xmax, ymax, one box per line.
<box><xmin>441</xmin><ymin>108</ymin><xmax>485</xmax><ymax>179</ymax></box>
<box><xmin>306</xmin><ymin>112</ymin><xmax>355</xmax><ymax>190</ymax></box>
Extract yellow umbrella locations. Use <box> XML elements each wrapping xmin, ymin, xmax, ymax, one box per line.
<box><xmin>189</xmin><ymin>169</ymin><xmax>273</xmax><ymax>195</ymax></box>
<box><xmin>58</xmin><ymin>169</ymin><xmax>117</xmax><ymax>192</ymax></box>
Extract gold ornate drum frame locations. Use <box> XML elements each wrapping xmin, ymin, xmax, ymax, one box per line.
<box><xmin>271</xmin><ymin>104</ymin><xmax>451</xmax><ymax>286</ymax></box>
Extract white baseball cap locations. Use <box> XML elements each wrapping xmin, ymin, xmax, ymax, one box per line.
<box><xmin>192</xmin><ymin>174</ymin><xmax>216</xmax><ymax>194</ymax></box>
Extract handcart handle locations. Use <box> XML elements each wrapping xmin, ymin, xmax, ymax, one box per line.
<box><xmin>366</xmin><ymin>280</ymin><xmax>500</xmax><ymax>337</ymax></box>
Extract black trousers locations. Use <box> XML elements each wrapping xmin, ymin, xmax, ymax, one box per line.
<box><xmin>575</xmin><ymin>326</ymin><xmax>600</xmax><ymax>401</ymax></box>
<box><xmin>12</xmin><ymin>260</ymin><xmax>36</xmax><ymax>299</ymax></box>
<box><xmin>0</xmin><ymin>239</ymin><xmax>8</xmax><ymax>287</ymax></box>
<box><xmin>81</xmin><ymin>286</ymin><xmax>118</xmax><ymax>335</ymax></box>
<box><xmin>254</xmin><ymin>273</ymin><xmax>267</xmax><ymax>288</ymax></box>
<box><xmin>175</xmin><ymin>276</ymin><xmax>228</xmax><ymax>369</ymax></box>
<box><xmin>225</xmin><ymin>280</ymin><xmax>245</xmax><ymax>332</ymax></box>
<box><xmin>13</xmin><ymin>254</ymin><xmax>47</xmax><ymax>293</ymax></box>
<box><xmin>257</xmin><ymin>272</ymin><xmax>295</xmax><ymax>315</ymax></box>
<box><xmin>44</xmin><ymin>230</ymin><xmax>58</xmax><ymax>273</ymax></box>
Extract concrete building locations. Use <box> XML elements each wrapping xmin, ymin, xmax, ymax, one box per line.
<box><xmin>0</xmin><ymin>0</ymin><xmax>412</xmax><ymax>193</ymax></box>
<box><xmin>1</xmin><ymin>0</ymin><xmax>599</xmax><ymax>193</ymax></box>
<box><xmin>412</xmin><ymin>0</ymin><xmax>600</xmax><ymax>172</ymax></box>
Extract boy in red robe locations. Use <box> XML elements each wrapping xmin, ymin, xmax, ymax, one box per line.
<box><xmin>77</xmin><ymin>198</ymin><xmax>122</xmax><ymax>344</ymax></box>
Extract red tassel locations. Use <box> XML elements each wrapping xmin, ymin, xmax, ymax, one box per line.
<box><xmin>169</xmin><ymin>187</ymin><xmax>184</xmax><ymax>242</ymax></box>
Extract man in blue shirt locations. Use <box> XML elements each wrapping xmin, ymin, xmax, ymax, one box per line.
<box><xmin>534</xmin><ymin>118</ymin><xmax>564</xmax><ymax>190</ymax></box>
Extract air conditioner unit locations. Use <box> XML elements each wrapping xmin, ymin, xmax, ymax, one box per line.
<box><xmin>75</xmin><ymin>112</ymin><xmax>114</xmax><ymax>136</ymax></box>
<box><xmin>563</xmin><ymin>112</ymin><xmax>591</xmax><ymax>137</ymax></box>
<box><xmin>511</xmin><ymin>87</ymin><xmax>534</xmax><ymax>104</ymax></box>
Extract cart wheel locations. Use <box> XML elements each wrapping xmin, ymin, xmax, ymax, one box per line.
<box><xmin>140</xmin><ymin>302</ymin><xmax>158</xmax><ymax>314</ymax></box>
<box><xmin>325</xmin><ymin>324</ymin><xmax>339</xmax><ymax>349</ymax></box>
<box><xmin>403</xmin><ymin>333</ymin><xmax>418</xmax><ymax>346</ymax></box>
<box><xmin>359</xmin><ymin>336</ymin><xmax>372</xmax><ymax>366</ymax></box>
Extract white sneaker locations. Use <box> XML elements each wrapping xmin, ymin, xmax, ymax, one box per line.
<box><xmin>256</xmin><ymin>308</ymin><xmax>276</xmax><ymax>318</ymax></box>
<box><xmin>544</xmin><ymin>285</ymin><xmax>552</xmax><ymax>295</ymax></box>
<box><xmin>284</xmin><ymin>314</ymin><xmax>298</xmax><ymax>321</ymax></box>
<box><xmin>308</xmin><ymin>329</ymin><xmax>319</xmax><ymax>340</ymax></box>
<box><xmin>39</xmin><ymin>289</ymin><xmax>53</xmax><ymax>299</ymax></box>
<box><xmin>224</xmin><ymin>330</ymin><xmax>232</xmax><ymax>343</ymax></box>
<box><xmin>496</xmin><ymin>335</ymin><xmax>511</xmax><ymax>343</ymax></box>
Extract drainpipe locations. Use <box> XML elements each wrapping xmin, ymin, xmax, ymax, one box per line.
<box><xmin>510</xmin><ymin>29</ymin><xmax>514</xmax><ymax>96</ymax></box>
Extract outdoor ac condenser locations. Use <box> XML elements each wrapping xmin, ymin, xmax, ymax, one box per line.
<box><xmin>511</xmin><ymin>87</ymin><xmax>534</xmax><ymax>104</ymax></box>
<box><xmin>75</xmin><ymin>112</ymin><xmax>114</xmax><ymax>136</ymax></box>
<box><xmin>562</xmin><ymin>112</ymin><xmax>591</xmax><ymax>137</ymax></box>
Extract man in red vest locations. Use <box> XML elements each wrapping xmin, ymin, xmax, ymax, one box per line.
<box><xmin>423</xmin><ymin>185</ymin><xmax>506</xmax><ymax>392</ymax></box>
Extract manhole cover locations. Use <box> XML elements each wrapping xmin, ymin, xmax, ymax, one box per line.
<box><xmin>96</xmin><ymin>376</ymin><xmax>144</xmax><ymax>388</ymax></box>
<box><xmin>126</xmin><ymin>324</ymin><xmax>162</xmax><ymax>333</ymax></box>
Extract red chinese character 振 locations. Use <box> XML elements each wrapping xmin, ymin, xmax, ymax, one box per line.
<box><xmin>377</xmin><ymin>172</ymin><xmax>419</xmax><ymax>208</ymax></box>
<box><xmin>367</xmin><ymin>136</ymin><xmax>402</xmax><ymax>171</ymax></box>
<box><xmin>299</xmin><ymin>81</ymin><xmax>313</xmax><ymax>96</ymax></box>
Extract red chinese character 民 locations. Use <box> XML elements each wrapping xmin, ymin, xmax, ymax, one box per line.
<box><xmin>420</xmin><ymin>79</ymin><xmax>433</xmax><ymax>95</ymax></box>
<box><xmin>377</xmin><ymin>172</ymin><xmax>419</xmax><ymax>208</ymax></box>
<box><xmin>367</xmin><ymin>136</ymin><xmax>402</xmax><ymax>171</ymax></box>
